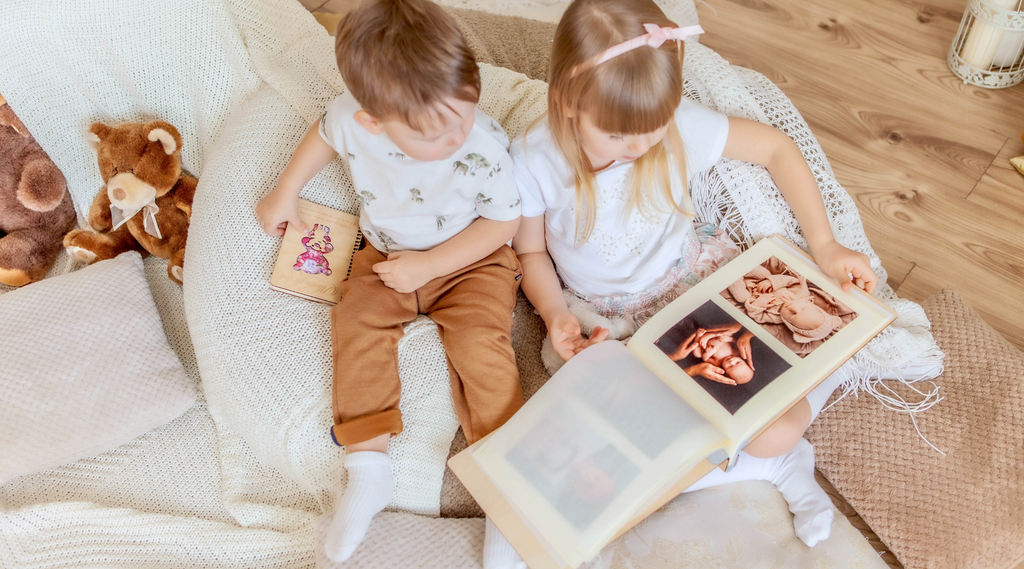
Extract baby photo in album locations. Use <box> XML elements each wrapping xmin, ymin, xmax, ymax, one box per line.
<box><xmin>720</xmin><ymin>256</ymin><xmax>859</xmax><ymax>358</ymax></box>
<box><xmin>504</xmin><ymin>402</ymin><xmax>640</xmax><ymax>531</ymax></box>
<box><xmin>654</xmin><ymin>300</ymin><xmax>792</xmax><ymax>414</ymax></box>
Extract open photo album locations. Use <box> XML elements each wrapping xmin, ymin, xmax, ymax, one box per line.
<box><xmin>449</xmin><ymin>235</ymin><xmax>896</xmax><ymax>569</ymax></box>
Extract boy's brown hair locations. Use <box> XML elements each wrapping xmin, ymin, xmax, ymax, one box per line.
<box><xmin>335</xmin><ymin>0</ymin><xmax>480</xmax><ymax>131</ymax></box>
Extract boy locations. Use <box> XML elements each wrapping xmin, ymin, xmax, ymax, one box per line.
<box><xmin>256</xmin><ymin>0</ymin><xmax>525</xmax><ymax>566</ymax></box>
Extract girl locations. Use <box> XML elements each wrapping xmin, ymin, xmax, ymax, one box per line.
<box><xmin>511</xmin><ymin>0</ymin><xmax>877</xmax><ymax>549</ymax></box>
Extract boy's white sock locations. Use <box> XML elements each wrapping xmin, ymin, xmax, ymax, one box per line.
<box><xmin>324</xmin><ymin>451</ymin><xmax>393</xmax><ymax>562</ymax></box>
<box><xmin>483</xmin><ymin>516</ymin><xmax>526</xmax><ymax>569</ymax></box>
<box><xmin>684</xmin><ymin>439</ymin><xmax>833</xmax><ymax>547</ymax></box>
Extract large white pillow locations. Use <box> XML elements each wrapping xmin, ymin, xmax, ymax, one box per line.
<box><xmin>0</xmin><ymin>252</ymin><xmax>196</xmax><ymax>485</ymax></box>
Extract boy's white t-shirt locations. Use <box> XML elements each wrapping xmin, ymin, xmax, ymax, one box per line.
<box><xmin>511</xmin><ymin>98</ymin><xmax>730</xmax><ymax>298</ymax></box>
<box><xmin>318</xmin><ymin>91</ymin><xmax>521</xmax><ymax>254</ymax></box>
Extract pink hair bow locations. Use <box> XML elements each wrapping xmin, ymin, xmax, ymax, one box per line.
<box><xmin>593</xmin><ymin>23</ymin><xmax>705</xmax><ymax>66</ymax></box>
<box><xmin>642</xmin><ymin>23</ymin><xmax>703</xmax><ymax>48</ymax></box>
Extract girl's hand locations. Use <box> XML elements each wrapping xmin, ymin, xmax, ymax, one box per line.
<box><xmin>373</xmin><ymin>251</ymin><xmax>436</xmax><ymax>293</ymax></box>
<box><xmin>256</xmin><ymin>186</ymin><xmax>309</xmax><ymax>237</ymax></box>
<box><xmin>547</xmin><ymin>312</ymin><xmax>609</xmax><ymax>362</ymax></box>
<box><xmin>685</xmin><ymin>363</ymin><xmax>736</xmax><ymax>386</ymax></box>
<box><xmin>756</xmin><ymin>280</ymin><xmax>774</xmax><ymax>293</ymax></box>
<box><xmin>812</xmin><ymin>240</ymin><xmax>878</xmax><ymax>293</ymax></box>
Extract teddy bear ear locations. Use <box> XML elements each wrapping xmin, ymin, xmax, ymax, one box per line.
<box><xmin>144</xmin><ymin>121</ymin><xmax>182</xmax><ymax>155</ymax></box>
<box><xmin>87</xmin><ymin>123</ymin><xmax>110</xmax><ymax>151</ymax></box>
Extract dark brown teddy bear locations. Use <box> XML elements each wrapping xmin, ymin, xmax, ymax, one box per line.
<box><xmin>0</xmin><ymin>96</ymin><xmax>77</xmax><ymax>287</ymax></box>
<box><xmin>63</xmin><ymin>121</ymin><xmax>196</xmax><ymax>284</ymax></box>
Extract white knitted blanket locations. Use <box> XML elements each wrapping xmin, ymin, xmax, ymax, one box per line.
<box><xmin>0</xmin><ymin>0</ymin><xmax>936</xmax><ymax>566</ymax></box>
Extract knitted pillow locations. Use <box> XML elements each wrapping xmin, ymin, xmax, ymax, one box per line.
<box><xmin>0</xmin><ymin>252</ymin><xmax>196</xmax><ymax>485</ymax></box>
<box><xmin>805</xmin><ymin>289</ymin><xmax>1024</xmax><ymax>569</ymax></box>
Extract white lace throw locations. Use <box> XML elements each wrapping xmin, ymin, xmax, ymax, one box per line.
<box><xmin>683</xmin><ymin>42</ymin><xmax>944</xmax><ymax>422</ymax></box>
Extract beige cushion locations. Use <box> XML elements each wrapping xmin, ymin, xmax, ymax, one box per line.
<box><xmin>806</xmin><ymin>289</ymin><xmax>1024</xmax><ymax>569</ymax></box>
<box><xmin>447</xmin><ymin>7</ymin><xmax>555</xmax><ymax>81</ymax></box>
<box><xmin>0</xmin><ymin>252</ymin><xmax>196</xmax><ymax>485</ymax></box>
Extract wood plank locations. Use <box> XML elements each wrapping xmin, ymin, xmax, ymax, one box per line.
<box><xmin>701</xmin><ymin>23</ymin><xmax>1009</xmax><ymax>199</ymax></box>
<box><xmin>870</xmin><ymin>241</ymin><xmax>916</xmax><ymax>290</ymax></box>
<box><xmin>893</xmin><ymin>264</ymin><xmax>945</xmax><ymax>304</ymax></box>
<box><xmin>700</xmin><ymin>1</ymin><xmax>1024</xmax><ymax>140</ymax></box>
<box><xmin>969</xmin><ymin>135</ymin><xmax>1024</xmax><ymax>218</ymax></box>
<box><xmin>899</xmin><ymin>263</ymin><xmax>1024</xmax><ymax>349</ymax></box>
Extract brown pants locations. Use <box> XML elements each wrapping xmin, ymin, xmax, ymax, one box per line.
<box><xmin>330</xmin><ymin>244</ymin><xmax>524</xmax><ymax>446</ymax></box>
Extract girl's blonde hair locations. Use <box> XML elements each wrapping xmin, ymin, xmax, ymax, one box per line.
<box><xmin>548</xmin><ymin>0</ymin><xmax>691</xmax><ymax>246</ymax></box>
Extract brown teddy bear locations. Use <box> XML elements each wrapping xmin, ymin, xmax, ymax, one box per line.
<box><xmin>0</xmin><ymin>95</ymin><xmax>77</xmax><ymax>287</ymax></box>
<box><xmin>63</xmin><ymin>120</ymin><xmax>196</xmax><ymax>284</ymax></box>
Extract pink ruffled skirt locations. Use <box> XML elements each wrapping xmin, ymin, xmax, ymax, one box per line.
<box><xmin>571</xmin><ymin>223</ymin><xmax>741</xmax><ymax>333</ymax></box>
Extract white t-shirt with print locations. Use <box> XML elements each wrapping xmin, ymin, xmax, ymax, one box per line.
<box><xmin>318</xmin><ymin>91</ymin><xmax>521</xmax><ymax>253</ymax></box>
<box><xmin>511</xmin><ymin>97</ymin><xmax>729</xmax><ymax>298</ymax></box>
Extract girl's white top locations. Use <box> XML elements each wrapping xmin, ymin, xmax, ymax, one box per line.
<box><xmin>511</xmin><ymin>98</ymin><xmax>729</xmax><ymax>298</ymax></box>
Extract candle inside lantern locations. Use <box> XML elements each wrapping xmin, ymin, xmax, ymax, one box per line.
<box><xmin>991</xmin><ymin>29</ymin><xmax>1024</xmax><ymax>67</ymax></box>
<box><xmin>960</xmin><ymin>0</ymin><xmax>1021</xmax><ymax>69</ymax></box>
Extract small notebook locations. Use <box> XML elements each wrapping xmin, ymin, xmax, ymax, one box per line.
<box><xmin>269</xmin><ymin>199</ymin><xmax>362</xmax><ymax>305</ymax></box>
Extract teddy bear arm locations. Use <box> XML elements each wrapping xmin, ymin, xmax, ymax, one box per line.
<box><xmin>64</xmin><ymin>224</ymin><xmax>144</xmax><ymax>264</ymax></box>
<box><xmin>167</xmin><ymin>248</ymin><xmax>186</xmax><ymax>285</ymax></box>
<box><xmin>172</xmin><ymin>174</ymin><xmax>197</xmax><ymax>220</ymax></box>
<box><xmin>0</xmin><ymin>103</ymin><xmax>27</xmax><ymax>135</ymax></box>
<box><xmin>87</xmin><ymin>188</ymin><xmax>114</xmax><ymax>232</ymax></box>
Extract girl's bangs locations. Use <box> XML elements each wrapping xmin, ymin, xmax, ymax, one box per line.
<box><xmin>580</xmin><ymin>53</ymin><xmax>682</xmax><ymax>135</ymax></box>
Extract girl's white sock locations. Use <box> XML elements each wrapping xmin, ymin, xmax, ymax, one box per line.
<box><xmin>684</xmin><ymin>439</ymin><xmax>833</xmax><ymax>547</ymax></box>
<box><xmin>324</xmin><ymin>451</ymin><xmax>393</xmax><ymax>562</ymax></box>
<box><xmin>807</xmin><ymin>364</ymin><xmax>854</xmax><ymax>422</ymax></box>
<box><xmin>767</xmin><ymin>438</ymin><xmax>834</xmax><ymax>547</ymax></box>
<box><xmin>483</xmin><ymin>516</ymin><xmax>526</xmax><ymax>569</ymax></box>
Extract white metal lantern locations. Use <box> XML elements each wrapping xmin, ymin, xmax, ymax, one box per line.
<box><xmin>948</xmin><ymin>0</ymin><xmax>1024</xmax><ymax>88</ymax></box>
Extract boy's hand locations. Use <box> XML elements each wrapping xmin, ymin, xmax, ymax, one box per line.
<box><xmin>256</xmin><ymin>187</ymin><xmax>309</xmax><ymax>237</ymax></box>
<box><xmin>373</xmin><ymin>251</ymin><xmax>436</xmax><ymax>293</ymax></box>
<box><xmin>812</xmin><ymin>240</ymin><xmax>878</xmax><ymax>293</ymax></box>
<box><xmin>547</xmin><ymin>311</ymin><xmax>609</xmax><ymax>362</ymax></box>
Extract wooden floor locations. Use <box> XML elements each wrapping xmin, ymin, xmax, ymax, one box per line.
<box><xmin>696</xmin><ymin>0</ymin><xmax>1024</xmax><ymax>349</ymax></box>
